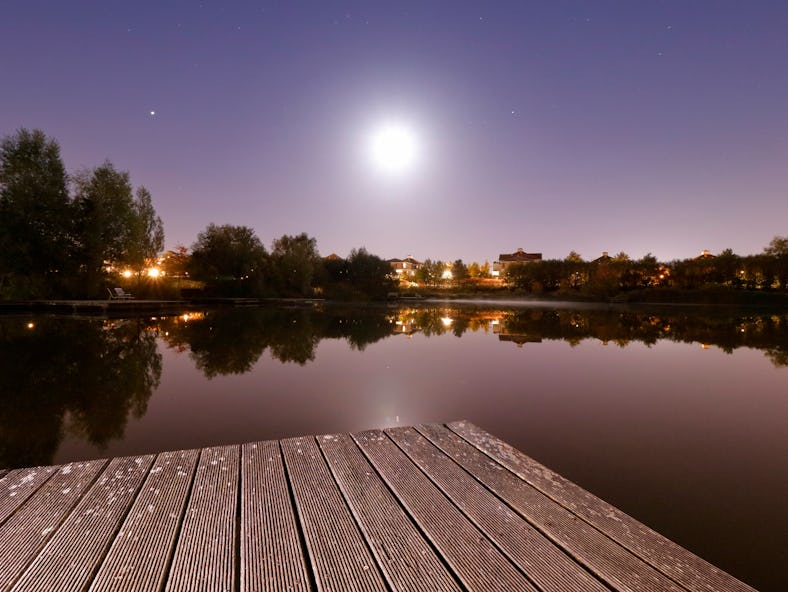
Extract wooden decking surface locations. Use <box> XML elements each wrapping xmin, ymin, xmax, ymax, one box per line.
<box><xmin>0</xmin><ymin>421</ymin><xmax>757</xmax><ymax>592</ymax></box>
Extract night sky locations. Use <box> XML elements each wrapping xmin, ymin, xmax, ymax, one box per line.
<box><xmin>2</xmin><ymin>1</ymin><xmax>787</xmax><ymax>263</ymax></box>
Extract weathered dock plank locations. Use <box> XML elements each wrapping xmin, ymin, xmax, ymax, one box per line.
<box><xmin>421</xmin><ymin>423</ymin><xmax>684</xmax><ymax>592</ymax></box>
<box><xmin>88</xmin><ymin>449</ymin><xmax>199</xmax><ymax>592</ymax></box>
<box><xmin>318</xmin><ymin>432</ymin><xmax>461</xmax><ymax>592</ymax></box>
<box><xmin>448</xmin><ymin>420</ymin><xmax>758</xmax><ymax>592</ymax></box>
<box><xmin>387</xmin><ymin>426</ymin><xmax>607</xmax><ymax>592</ymax></box>
<box><xmin>281</xmin><ymin>435</ymin><xmax>387</xmax><ymax>592</ymax></box>
<box><xmin>11</xmin><ymin>455</ymin><xmax>154</xmax><ymax>592</ymax></box>
<box><xmin>240</xmin><ymin>440</ymin><xmax>310</xmax><ymax>592</ymax></box>
<box><xmin>166</xmin><ymin>445</ymin><xmax>239</xmax><ymax>592</ymax></box>
<box><xmin>0</xmin><ymin>422</ymin><xmax>757</xmax><ymax>592</ymax></box>
<box><xmin>0</xmin><ymin>460</ymin><xmax>106</xmax><ymax>592</ymax></box>
<box><xmin>0</xmin><ymin>467</ymin><xmax>57</xmax><ymax>527</ymax></box>
<box><xmin>354</xmin><ymin>429</ymin><xmax>538</xmax><ymax>592</ymax></box>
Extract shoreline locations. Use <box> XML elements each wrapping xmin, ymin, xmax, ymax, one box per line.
<box><xmin>1</xmin><ymin>288</ymin><xmax>786</xmax><ymax>317</ymax></box>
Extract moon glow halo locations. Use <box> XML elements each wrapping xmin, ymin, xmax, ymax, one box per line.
<box><xmin>369</xmin><ymin>123</ymin><xmax>420</xmax><ymax>175</ymax></box>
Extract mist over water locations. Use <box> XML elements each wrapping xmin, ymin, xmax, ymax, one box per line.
<box><xmin>1</xmin><ymin>303</ymin><xmax>786</xmax><ymax>590</ymax></box>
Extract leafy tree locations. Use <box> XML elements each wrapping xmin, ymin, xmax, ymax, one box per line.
<box><xmin>763</xmin><ymin>236</ymin><xmax>788</xmax><ymax>257</ymax></box>
<box><xmin>763</xmin><ymin>236</ymin><xmax>788</xmax><ymax>289</ymax></box>
<box><xmin>452</xmin><ymin>259</ymin><xmax>469</xmax><ymax>284</ymax></box>
<box><xmin>268</xmin><ymin>233</ymin><xmax>320</xmax><ymax>297</ymax></box>
<box><xmin>126</xmin><ymin>186</ymin><xmax>164</xmax><ymax>274</ymax></box>
<box><xmin>190</xmin><ymin>224</ymin><xmax>267</xmax><ymax>295</ymax></box>
<box><xmin>71</xmin><ymin>162</ymin><xmax>139</xmax><ymax>296</ymax></box>
<box><xmin>710</xmin><ymin>248</ymin><xmax>741</xmax><ymax>286</ymax></box>
<box><xmin>563</xmin><ymin>252</ymin><xmax>586</xmax><ymax>289</ymax></box>
<box><xmin>467</xmin><ymin>261</ymin><xmax>481</xmax><ymax>278</ymax></box>
<box><xmin>0</xmin><ymin>128</ymin><xmax>71</xmax><ymax>296</ymax></box>
<box><xmin>479</xmin><ymin>260</ymin><xmax>491</xmax><ymax>278</ymax></box>
<box><xmin>346</xmin><ymin>247</ymin><xmax>395</xmax><ymax>300</ymax></box>
<box><xmin>505</xmin><ymin>262</ymin><xmax>534</xmax><ymax>291</ymax></box>
<box><xmin>161</xmin><ymin>245</ymin><xmax>191</xmax><ymax>278</ymax></box>
<box><xmin>414</xmin><ymin>258</ymin><xmax>435</xmax><ymax>285</ymax></box>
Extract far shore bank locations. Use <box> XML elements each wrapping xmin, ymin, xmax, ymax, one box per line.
<box><xmin>1</xmin><ymin>287</ymin><xmax>786</xmax><ymax>317</ymax></box>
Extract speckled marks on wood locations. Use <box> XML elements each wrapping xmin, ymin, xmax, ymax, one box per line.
<box><xmin>11</xmin><ymin>455</ymin><xmax>155</xmax><ymax>592</ymax></box>
<box><xmin>88</xmin><ymin>449</ymin><xmax>199</xmax><ymax>592</ymax></box>
<box><xmin>240</xmin><ymin>440</ymin><xmax>310</xmax><ymax>592</ymax></box>
<box><xmin>281</xmin><ymin>435</ymin><xmax>387</xmax><ymax>592</ymax></box>
<box><xmin>0</xmin><ymin>423</ymin><xmax>757</xmax><ymax>592</ymax></box>
<box><xmin>447</xmin><ymin>420</ymin><xmax>758</xmax><ymax>592</ymax></box>
<box><xmin>167</xmin><ymin>445</ymin><xmax>238</xmax><ymax>592</ymax></box>
<box><xmin>319</xmin><ymin>432</ymin><xmax>461</xmax><ymax>592</ymax></box>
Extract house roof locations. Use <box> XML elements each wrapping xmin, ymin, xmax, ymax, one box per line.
<box><xmin>387</xmin><ymin>257</ymin><xmax>421</xmax><ymax>265</ymax></box>
<box><xmin>498</xmin><ymin>248</ymin><xmax>542</xmax><ymax>262</ymax></box>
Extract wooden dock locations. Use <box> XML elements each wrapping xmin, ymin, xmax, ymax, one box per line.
<box><xmin>0</xmin><ymin>421</ymin><xmax>757</xmax><ymax>592</ymax></box>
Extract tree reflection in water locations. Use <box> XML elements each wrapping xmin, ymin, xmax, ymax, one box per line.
<box><xmin>160</xmin><ymin>307</ymin><xmax>396</xmax><ymax>374</ymax></box>
<box><xmin>0</xmin><ymin>317</ymin><xmax>161</xmax><ymax>468</ymax></box>
<box><xmin>1</xmin><ymin>304</ymin><xmax>785</xmax><ymax>468</ymax></box>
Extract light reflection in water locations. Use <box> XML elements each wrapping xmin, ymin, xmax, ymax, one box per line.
<box><xmin>0</xmin><ymin>304</ymin><xmax>786</xmax><ymax>591</ymax></box>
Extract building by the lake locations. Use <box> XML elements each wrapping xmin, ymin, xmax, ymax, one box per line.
<box><xmin>492</xmin><ymin>248</ymin><xmax>542</xmax><ymax>277</ymax></box>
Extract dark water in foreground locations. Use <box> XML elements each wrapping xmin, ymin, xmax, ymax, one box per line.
<box><xmin>1</xmin><ymin>303</ymin><xmax>786</xmax><ymax>590</ymax></box>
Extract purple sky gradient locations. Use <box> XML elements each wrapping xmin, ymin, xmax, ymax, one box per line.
<box><xmin>2</xmin><ymin>1</ymin><xmax>787</xmax><ymax>263</ymax></box>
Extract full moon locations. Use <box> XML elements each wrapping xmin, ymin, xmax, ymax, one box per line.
<box><xmin>369</xmin><ymin>123</ymin><xmax>419</xmax><ymax>174</ymax></box>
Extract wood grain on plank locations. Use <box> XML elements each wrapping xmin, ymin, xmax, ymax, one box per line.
<box><xmin>166</xmin><ymin>445</ymin><xmax>239</xmax><ymax>592</ymax></box>
<box><xmin>10</xmin><ymin>455</ymin><xmax>155</xmax><ymax>592</ymax></box>
<box><xmin>0</xmin><ymin>466</ymin><xmax>57</xmax><ymax>527</ymax></box>
<box><xmin>240</xmin><ymin>440</ymin><xmax>310</xmax><ymax>592</ymax></box>
<box><xmin>88</xmin><ymin>449</ymin><xmax>199</xmax><ymax>592</ymax></box>
<box><xmin>282</xmin><ymin>435</ymin><xmax>387</xmax><ymax>592</ymax></box>
<box><xmin>448</xmin><ymin>420</ymin><xmax>757</xmax><ymax>592</ymax></box>
<box><xmin>354</xmin><ymin>429</ymin><xmax>538</xmax><ymax>592</ymax></box>
<box><xmin>427</xmin><ymin>423</ymin><xmax>684</xmax><ymax>592</ymax></box>
<box><xmin>0</xmin><ymin>460</ymin><xmax>106</xmax><ymax>592</ymax></box>
<box><xmin>319</xmin><ymin>432</ymin><xmax>461</xmax><ymax>592</ymax></box>
<box><xmin>388</xmin><ymin>426</ymin><xmax>607</xmax><ymax>592</ymax></box>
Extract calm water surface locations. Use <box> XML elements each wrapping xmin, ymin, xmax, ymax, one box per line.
<box><xmin>1</xmin><ymin>303</ymin><xmax>786</xmax><ymax>591</ymax></box>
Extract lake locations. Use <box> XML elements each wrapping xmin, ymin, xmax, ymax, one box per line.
<box><xmin>1</xmin><ymin>302</ymin><xmax>786</xmax><ymax>591</ymax></box>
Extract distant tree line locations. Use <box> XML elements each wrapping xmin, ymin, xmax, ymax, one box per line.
<box><xmin>184</xmin><ymin>224</ymin><xmax>396</xmax><ymax>300</ymax></box>
<box><xmin>503</xmin><ymin>243</ymin><xmax>788</xmax><ymax>296</ymax></box>
<box><xmin>0</xmin><ymin>128</ymin><xmax>395</xmax><ymax>300</ymax></box>
<box><xmin>409</xmin><ymin>258</ymin><xmax>491</xmax><ymax>287</ymax></box>
<box><xmin>3</xmin><ymin>127</ymin><xmax>785</xmax><ymax>301</ymax></box>
<box><xmin>0</xmin><ymin>129</ymin><xmax>163</xmax><ymax>298</ymax></box>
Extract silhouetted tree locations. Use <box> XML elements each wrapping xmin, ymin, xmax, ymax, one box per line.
<box><xmin>126</xmin><ymin>186</ymin><xmax>165</xmax><ymax>274</ymax></box>
<box><xmin>190</xmin><ymin>224</ymin><xmax>267</xmax><ymax>295</ymax></box>
<box><xmin>452</xmin><ymin>259</ymin><xmax>469</xmax><ymax>284</ymax></box>
<box><xmin>346</xmin><ymin>247</ymin><xmax>395</xmax><ymax>300</ymax></box>
<box><xmin>71</xmin><ymin>162</ymin><xmax>139</xmax><ymax>296</ymax></box>
<box><xmin>0</xmin><ymin>129</ymin><xmax>71</xmax><ymax>297</ymax></box>
<box><xmin>268</xmin><ymin>233</ymin><xmax>320</xmax><ymax>297</ymax></box>
<box><xmin>763</xmin><ymin>236</ymin><xmax>788</xmax><ymax>289</ymax></box>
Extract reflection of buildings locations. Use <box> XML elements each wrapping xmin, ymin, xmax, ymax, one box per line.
<box><xmin>491</xmin><ymin>319</ymin><xmax>542</xmax><ymax>347</ymax></box>
<box><xmin>389</xmin><ymin>309</ymin><xmax>419</xmax><ymax>335</ymax></box>
<box><xmin>492</xmin><ymin>248</ymin><xmax>542</xmax><ymax>277</ymax></box>
<box><xmin>393</xmin><ymin>317</ymin><xmax>418</xmax><ymax>335</ymax></box>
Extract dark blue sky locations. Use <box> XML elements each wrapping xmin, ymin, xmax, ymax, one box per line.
<box><xmin>2</xmin><ymin>1</ymin><xmax>787</xmax><ymax>262</ymax></box>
